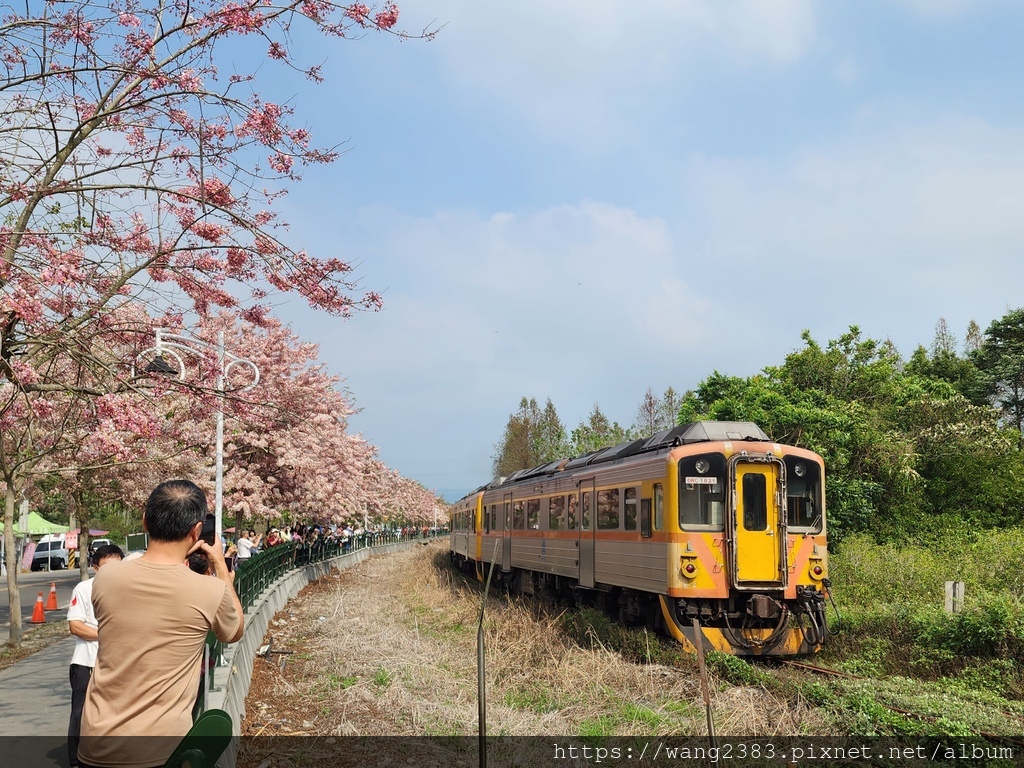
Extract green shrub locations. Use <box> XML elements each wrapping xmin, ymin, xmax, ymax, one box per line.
<box><xmin>705</xmin><ymin>651</ymin><xmax>770</xmax><ymax>687</ymax></box>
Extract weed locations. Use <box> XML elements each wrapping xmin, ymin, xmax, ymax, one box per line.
<box><xmin>577</xmin><ymin>716</ymin><xmax>617</xmax><ymax>738</ymax></box>
<box><xmin>327</xmin><ymin>673</ymin><xmax>359</xmax><ymax>689</ymax></box>
<box><xmin>619</xmin><ymin>702</ymin><xmax>669</xmax><ymax>730</ymax></box>
<box><xmin>503</xmin><ymin>684</ymin><xmax>560</xmax><ymax>714</ymax></box>
<box><xmin>705</xmin><ymin>651</ymin><xmax>769</xmax><ymax>687</ymax></box>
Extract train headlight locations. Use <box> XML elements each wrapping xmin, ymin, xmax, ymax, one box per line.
<box><xmin>794</xmin><ymin>462</ymin><xmax>807</xmax><ymax>478</ymax></box>
<box><xmin>681</xmin><ymin>557</ymin><xmax>698</xmax><ymax>579</ymax></box>
<box><xmin>695</xmin><ymin>459</ymin><xmax>710</xmax><ymax>474</ymax></box>
<box><xmin>808</xmin><ymin>557</ymin><xmax>825</xmax><ymax>580</ymax></box>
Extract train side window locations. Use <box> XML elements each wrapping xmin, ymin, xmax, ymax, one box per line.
<box><xmin>567</xmin><ymin>494</ymin><xmax>578</xmax><ymax>530</ymax></box>
<box><xmin>640</xmin><ymin>497</ymin><xmax>652</xmax><ymax>538</ymax></box>
<box><xmin>491</xmin><ymin>504</ymin><xmax>497</xmax><ymax>531</ymax></box>
<box><xmin>513</xmin><ymin>500</ymin><xmax>525</xmax><ymax>530</ymax></box>
<box><xmin>527</xmin><ymin>498</ymin><xmax>540</xmax><ymax>529</ymax></box>
<box><xmin>654</xmin><ymin>483</ymin><xmax>663</xmax><ymax>530</ymax></box>
<box><xmin>549</xmin><ymin>495</ymin><xmax>565</xmax><ymax>530</ymax></box>
<box><xmin>597</xmin><ymin>488</ymin><xmax>619</xmax><ymax>529</ymax></box>
<box><xmin>624</xmin><ymin>487</ymin><xmax>637</xmax><ymax>531</ymax></box>
<box><xmin>742</xmin><ymin>474</ymin><xmax>768</xmax><ymax>531</ymax></box>
<box><xmin>504</xmin><ymin>502</ymin><xmax>511</xmax><ymax>530</ymax></box>
<box><xmin>581</xmin><ymin>492</ymin><xmax>591</xmax><ymax>531</ymax></box>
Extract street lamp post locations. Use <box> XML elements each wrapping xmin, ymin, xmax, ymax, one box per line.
<box><xmin>138</xmin><ymin>329</ymin><xmax>260</xmax><ymax>545</ymax></box>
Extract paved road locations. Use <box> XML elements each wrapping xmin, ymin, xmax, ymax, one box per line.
<box><xmin>0</xmin><ymin>570</ymin><xmax>86</xmax><ymax>631</ymax></box>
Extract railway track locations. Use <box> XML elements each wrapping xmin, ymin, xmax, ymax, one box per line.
<box><xmin>775</xmin><ymin>659</ymin><xmax>1024</xmax><ymax>749</ymax></box>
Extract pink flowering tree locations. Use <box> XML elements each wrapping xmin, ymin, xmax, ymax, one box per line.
<box><xmin>0</xmin><ymin>1</ymin><xmax>430</xmax><ymax>646</ymax></box>
<box><xmin>199</xmin><ymin>312</ymin><xmax>373</xmax><ymax>525</ymax></box>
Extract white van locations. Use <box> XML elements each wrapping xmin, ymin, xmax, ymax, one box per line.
<box><xmin>32</xmin><ymin>534</ymin><xmax>69</xmax><ymax>571</ymax></box>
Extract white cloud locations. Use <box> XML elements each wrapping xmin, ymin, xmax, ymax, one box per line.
<box><xmin>288</xmin><ymin>200</ymin><xmax>715</xmax><ymax>488</ymax></box>
<box><xmin>683</xmin><ymin>114</ymin><xmax>1024</xmax><ymax>350</ymax></box>
<box><xmin>404</xmin><ymin>0</ymin><xmax>818</xmax><ymax>143</ymax></box>
<box><xmin>691</xmin><ymin>115</ymin><xmax>1024</xmax><ymax>258</ymax></box>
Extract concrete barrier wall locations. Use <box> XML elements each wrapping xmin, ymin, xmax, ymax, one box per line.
<box><xmin>208</xmin><ymin>541</ymin><xmax>415</xmax><ymax>742</ymax></box>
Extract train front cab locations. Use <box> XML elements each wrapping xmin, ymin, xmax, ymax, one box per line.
<box><xmin>659</xmin><ymin>444</ymin><xmax>830</xmax><ymax>657</ymax></box>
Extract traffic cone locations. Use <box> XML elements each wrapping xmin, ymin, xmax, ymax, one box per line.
<box><xmin>45</xmin><ymin>582</ymin><xmax>58</xmax><ymax>611</ymax></box>
<box><xmin>30</xmin><ymin>592</ymin><xmax>46</xmax><ymax>624</ymax></box>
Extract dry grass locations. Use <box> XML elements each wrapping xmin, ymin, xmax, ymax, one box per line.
<box><xmin>0</xmin><ymin>621</ymin><xmax>69</xmax><ymax>671</ymax></box>
<box><xmin>241</xmin><ymin>541</ymin><xmax>831</xmax><ymax>740</ymax></box>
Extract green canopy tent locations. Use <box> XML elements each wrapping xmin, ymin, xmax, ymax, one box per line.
<box><xmin>0</xmin><ymin>511</ymin><xmax>70</xmax><ymax>536</ymax></box>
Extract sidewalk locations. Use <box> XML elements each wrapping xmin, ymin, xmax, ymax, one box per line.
<box><xmin>0</xmin><ymin>635</ymin><xmax>74</xmax><ymax>767</ymax></box>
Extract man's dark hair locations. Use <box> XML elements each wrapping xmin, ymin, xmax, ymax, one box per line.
<box><xmin>90</xmin><ymin>543</ymin><xmax>125</xmax><ymax>566</ymax></box>
<box><xmin>144</xmin><ymin>480</ymin><xmax>209</xmax><ymax>542</ymax></box>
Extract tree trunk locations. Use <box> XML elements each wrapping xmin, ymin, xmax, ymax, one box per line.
<box><xmin>5</xmin><ymin>480</ymin><xmax>22</xmax><ymax>647</ymax></box>
<box><xmin>76</xmin><ymin>491</ymin><xmax>90</xmax><ymax>582</ymax></box>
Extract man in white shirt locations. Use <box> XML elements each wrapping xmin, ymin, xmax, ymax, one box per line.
<box><xmin>67</xmin><ymin>543</ymin><xmax>124</xmax><ymax>768</ymax></box>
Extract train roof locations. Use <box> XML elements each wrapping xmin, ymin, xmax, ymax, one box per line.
<box><xmin>491</xmin><ymin>420</ymin><xmax>770</xmax><ymax>490</ymax></box>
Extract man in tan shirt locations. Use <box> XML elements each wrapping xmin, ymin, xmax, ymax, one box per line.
<box><xmin>79</xmin><ymin>480</ymin><xmax>244</xmax><ymax>768</ymax></box>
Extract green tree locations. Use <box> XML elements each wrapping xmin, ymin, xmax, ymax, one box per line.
<box><xmin>571</xmin><ymin>404</ymin><xmax>630</xmax><ymax>455</ymax></box>
<box><xmin>534</xmin><ymin>399</ymin><xmax>570</xmax><ymax>464</ymax></box>
<box><xmin>972</xmin><ymin>308</ymin><xmax>1024</xmax><ymax>446</ymax></box>
<box><xmin>905</xmin><ymin>318</ymin><xmax>984</xmax><ymax>402</ymax></box>
<box><xmin>964</xmin><ymin>320</ymin><xmax>983</xmax><ymax>355</ymax></box>
<box><xmin>492</xmin><ymin>397</ymin><xmax>568</xmax><ymax>477</ymax></box>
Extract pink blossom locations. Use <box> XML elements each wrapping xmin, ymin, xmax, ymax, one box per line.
<box><xmin>9</xmin><ymin>360</ymin><xmax>40</xmax><ymax>385</ymax></box>
<box><xmin>375</xmin><ymin>3</ymin><xmax>400</xmax><ymax>30</ymax></box>
<box><xmin>346</xmin><ymin>4</ymin><xmax>371</xmax><ymax>23</ymax></box>
<box><xmin>301</xmin><ymin>1</ymin><xmax>332</xmax><ymax>22</ymax></box>
<box><xmin>268</xmin><ymin>42</ymin><xmax>288</xmax><ymax>60</ymax></box>
<box><xmin>236</xmin><ymin>102</ymin><xmax>286</xmax><ymax>145</ymax></box>
<box><xmin>118</xmin><ymin>13</ymin><xmax>141</xmax><ymax>27</ymax></box>
<box><xmin>220</xmin><ymin>3</ymin><xmax>267</xmax><ymax>34</ymax></box>
<box><xmin>178</xmin><ymin>69</ymin><xmax>203</xmax><ymax>92</ymax></box>
<box><xmin>183</xmin><ymin>177</ymin><xmax>236</xmax><ymax>207</ymax></box>
<box><xmin>288</xmin><ymin>128</ymin><xmax>311</xmax><ymax>148</ymax></box>
<box><xmin>268</xmin><ymin>152</ymin><xmax>293</xmax><ymax>174</ymax></box>
<box><xmin>191</xmin><ymin>222</ymin><xmax>227</xmax><ymax>243</ymax></box>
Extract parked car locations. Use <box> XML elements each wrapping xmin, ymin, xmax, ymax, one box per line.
<box><xmin>88</xmin><ymin>538</ymin><xmax>113</xmax><ymax>555</ymax></box>
<box><xmin>31</xmin><ymin>539</ymin><xmax>69</xmax><ymax>571</ymax></box>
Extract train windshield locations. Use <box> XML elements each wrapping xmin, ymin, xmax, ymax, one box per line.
<box><xmin>785</xmin><ymin>456</ymin><xmax>822</xmax><ymax>532</ymax></box>
<box><xmin>678</xmin><ymin>453</ymin><xmax>726</xmax><ymax>529</ymax></box>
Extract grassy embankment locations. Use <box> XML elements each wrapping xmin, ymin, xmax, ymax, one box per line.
<box><xmin>570</xmin><ymin>530</ymin><xmax>1024</xmax><ymax>737</ymax></box>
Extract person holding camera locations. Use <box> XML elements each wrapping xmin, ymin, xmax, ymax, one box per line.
<box><xmin>78</xmin><ymin>480</ymin><xmax>244</xmax><ymax>768</ymax></box>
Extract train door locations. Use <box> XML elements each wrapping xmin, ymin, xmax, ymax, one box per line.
<box><xmin>732</xmin><ymin>459</ymin><xmax>786</xmax><ymax>587</ymax></box>
<box><xmin>502</xmin><ymin>492</ymin><xmax>512</xmax><ymax>572</ymax></box>
<box><xmin>578</xmin><ymin>478</ymin><xmax>595</xmax><ymax>588</ymax></box>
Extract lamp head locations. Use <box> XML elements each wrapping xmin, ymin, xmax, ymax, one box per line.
<box><xmin>145</xmin><ymin>355</ymin><xmax>179</xmax><ymax>375</ymax></box>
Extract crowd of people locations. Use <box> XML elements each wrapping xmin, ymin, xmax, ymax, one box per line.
<box><xmin>230</xmin><ymin>523</ymin><xmax>434</xmax><ymax>567</ymax></box>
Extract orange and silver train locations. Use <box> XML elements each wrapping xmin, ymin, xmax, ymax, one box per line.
<box><xmin>450</xmin><ymin>421</ymin><xmax>831</xmax><ymax>656</ymax></box>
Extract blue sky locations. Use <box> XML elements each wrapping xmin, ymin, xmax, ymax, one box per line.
<box><xmin>259</xmin><ymin>0</ymin><xmax>1024</xmax><ymax>500</ymax></box>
